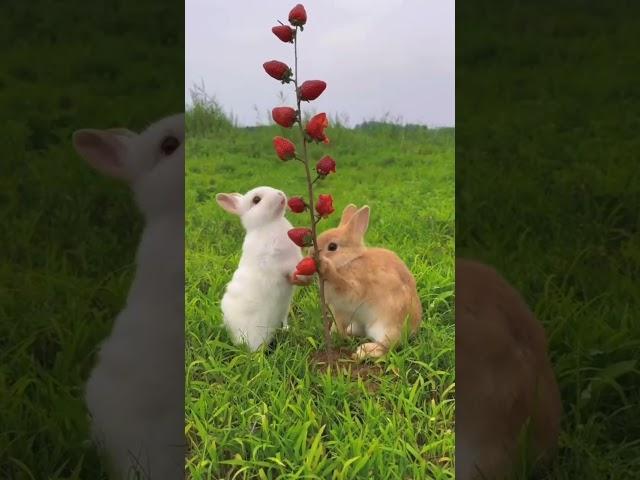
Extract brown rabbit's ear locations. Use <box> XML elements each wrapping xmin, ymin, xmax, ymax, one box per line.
<box><xmin>339</xmin><ymin>204</ymin><xmax>358</xmax><ymax>226</ymax></box>
<box><xmin>347</xmin><ymin>205</ymin><xmax>370</xmax><ymax>239</ymax></box>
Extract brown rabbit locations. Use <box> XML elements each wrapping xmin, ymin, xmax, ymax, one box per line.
<box><xmin>317</xmin><ymin>204</ymin><xmax>422</xmax><ymax>360</ymax></box>
<box><xmin>456</xmin><ymin>258</ymin><xmax>562</xmax><ymax>480</ymax></box>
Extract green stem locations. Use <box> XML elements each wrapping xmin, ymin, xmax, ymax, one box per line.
<box><xmin>293</xmin><ymin>26</ymin><xmax>332</xmax><ymax>352</ymax></box>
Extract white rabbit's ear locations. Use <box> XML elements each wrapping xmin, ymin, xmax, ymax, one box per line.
<box><xmin>72</xmin><ymin>129</ymin><xmax>132</xmax><ymax>182</ymax></box>
<box><xmin>347</xmin><ymin>205</ymin><xmax>370</xmax><ymax>239</ymax></box>
<box><xmin>339</xmin><ymin>204</ymin><xmax>358</xmax><ymax>226</ymax></box>
<box><xmin>216</xmin><ymin>193</ymin><xmax>243</xmax><ymax>215</ymax></box>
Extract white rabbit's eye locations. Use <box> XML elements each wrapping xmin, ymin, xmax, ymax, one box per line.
<box><xmin>160</xmin><ymin>136</ymin><xmax>180</xmax><ymax>155</ymax></box>
<box><xmin>328</xmin><ymin>242</ymin><xmax>338</xmax><ymax>251</ymax></box>
<box><xmin>252</xmin><ymin>196</ymin><xmax>261</xmax><ymax>204</ymax></box>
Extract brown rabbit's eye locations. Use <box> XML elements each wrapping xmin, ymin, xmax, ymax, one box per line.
<box><xmin>328</xmin><ymin>242</ymin><xmax>338</xmax><ymax>251</ymax></box>
<box><xmin>160</xmin><ymin>136</ymin><xmax>180</xmax><ymax>155</ymax></box>
<box><xmin>252</xmin><ymin>196</ymin><xmax>261</xmax><ymax>204</ymax></box>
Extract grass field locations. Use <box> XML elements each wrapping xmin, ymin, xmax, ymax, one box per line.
<box><xmin>185</xmin><ymin>104</ymin><xmax>455</xmax><ymax>479</ymax></box>
<box><xmin>457</xmin><ymin>2</ymin><xmax>640</xmax><ymax>478</ymax></box>
<box><xmin>1</xmin><ymin>1</ymin><xmax>182</xmax><ymax>478</ymax></box>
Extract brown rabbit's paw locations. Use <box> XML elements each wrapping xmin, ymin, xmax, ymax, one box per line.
<box><xmin>353</xmin><ymin>342</ymin><xmax>387</xmax><ymax>360</ymax></box>
<box><xmin>346</xmin><ymin>322</ymin><xmax>365</xmax><ymax>337</ymax></box>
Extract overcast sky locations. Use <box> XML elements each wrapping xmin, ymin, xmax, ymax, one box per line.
<box><xmin>186</xmin><ymin>0</ymin><xmax>454</xmax><ymax>127</ymax></box>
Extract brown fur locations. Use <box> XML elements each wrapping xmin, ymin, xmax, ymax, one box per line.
<box><xmin>456</xmin><ymin>258</ymin><xmax>562</xmax><ymax>479</ymax></box>
<box><xmin>317</xmin><ymin>204</ymin><xmax>422</xmax><ymax>359</ymax></box>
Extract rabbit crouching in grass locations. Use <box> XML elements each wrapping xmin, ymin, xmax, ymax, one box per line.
<box><xmin>72</xmin><ymin>114</ymin><xmax>184</xmax><ymax>480</ymax></box>
<box><xmin>316</xmin><ymin>204</ymin><xmax>422</xmax><ymax>360</ymax></box>
<box><xmin>216</xmin><ymin>186</ymin><xmax>311</xmax><ymax>352</ymax></box>
<box><xmin>456</xmin><ymin>258</ymin><xmax>562</xmax><ymax>480</ymax></box>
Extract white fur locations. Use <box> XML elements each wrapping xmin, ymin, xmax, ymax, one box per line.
<box><xmin>216</xmin><ymin>187</ymin><xmax>302</xmax><ymax>351</ymax></box>
<box><xmin>73</xmin><ymin>114</ymin><xmax>185</xmax><ymax>479</ymax></box>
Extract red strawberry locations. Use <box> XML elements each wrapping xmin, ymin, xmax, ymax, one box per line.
<box><xmin>272</xmin><ymin>107</ymin><xmax>297</xmax><ymax>128</ymax></box>
<box><xmin>272</xmin><ymin>25</ymin><xmax>295</xmax><ymax>43</ymax></box>
<box><xmin>295</xmin><ymin>257</ymin><xmax>317</xmax><ymax>275</ymax></box>
<box><xmin>305</xmin><ymin>113</ymin><xmax>329</xmax><ymax>144</ymax></box>
<box><xmin>316</xmin><ymin>156</ymin><xmax>336</xmax><ymax>176</ymax></box>
<box><xmin>299</xmin><ymin>80</ymin><xmax>326</xmax><ymax>101</ymax></box>
<box><xmin>273</xmin><ymin>136</ymin><xmax>296</xmax><ymax>160</ymax></box>
<box><xmin>288</xmin><ymin>227</ymin><xmax>313</xmax><ymax>247</ymax></box>
<box><xmin>288</xmin><ymin>4</ymin><xmax>307</xmax><ymax>27</ymax></box>
<box><xmin>263</xmin><ymin>60</ymin><xmax>293</xmax><ymax>83</ymax></box>
<box><xmin>315</xmin><ymin>194</ymin><xmax>334</xmax><ymax>218</ymax></box>
<box><xmin>288</xmin><ymin>196</ymin><xmax>306</xmax><ymax>213</ymax></box>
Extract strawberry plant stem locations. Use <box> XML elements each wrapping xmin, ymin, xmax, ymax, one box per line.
<box><xmin>293</xmin><ymin>26</ymin><xmax>332</xmax><ymax>351</ymax></box>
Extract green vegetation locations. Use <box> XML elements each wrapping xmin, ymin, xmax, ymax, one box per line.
<box><xmin>0</xmin><ymin>1</ymin><xmax>182</xmax><ymax>478</ymax></box>
<box><xmin>185</xmin><ymin>103</ymin><xmax>455</xmax><ymax>479</ymax></box>
<box><xmin>457</xmin><ymin>1</ymin><xmax>640</xmax><ymax>478</ymax></box>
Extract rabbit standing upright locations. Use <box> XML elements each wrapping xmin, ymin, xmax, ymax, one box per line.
<box><xmin>456</xmin><ymin>258</ymin><xmax>562</xmax><ymax>480</ymax></box>
<box><xmin>72</xmin><ymin>114</ymin><xmax>185</xmax><ymax>480</ymax></box>
<box><xmin>316</xmin><ymin>204</ymin><xmax>422</xmax><ymax>359</ymax></box>
<box><xmin>216</xmin><ymin>187</ymin><xmax>310</xmax><ymax>351</ymax></box>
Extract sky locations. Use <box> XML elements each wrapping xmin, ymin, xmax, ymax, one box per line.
<box><xmin>186</xmin><ymin>0</ymin><xmax>454</xmax><ymax>127</ymax></box>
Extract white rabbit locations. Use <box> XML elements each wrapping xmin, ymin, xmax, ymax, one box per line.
<box><xmin>72</xmin><ymin>113</ymin><xmax>185</xmax><ymax>480</ymax></box>
<box><xmin>216</xmin><ymin>187</ymin><xmax>309</xmax><ymax>351</ymax></box>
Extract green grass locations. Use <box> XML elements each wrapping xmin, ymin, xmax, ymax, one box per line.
<box><xmin>185</xmin><ymin>109</ymin><xmax>455</xmax><ymax>479</ymax></box>
<box><xmin>457</xmin><ymin>1</ymin><xmax>640</xmax><ymax>478</ymax></box>
<box><xmin>0</xmin><ymin>1</ymin><xmax>182</xmax><ymax>478</ymax></box>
